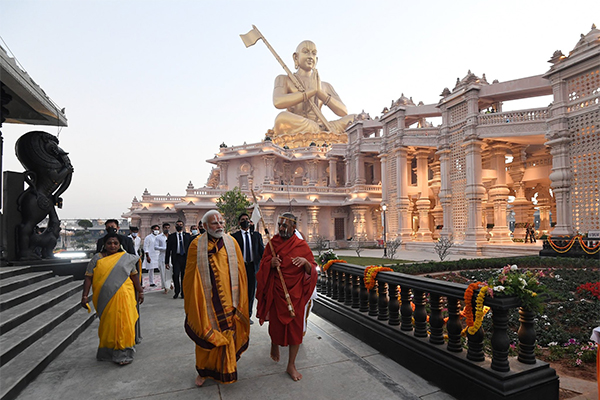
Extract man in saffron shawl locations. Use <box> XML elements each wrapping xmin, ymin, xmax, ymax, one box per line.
<box><xmin>183</xmin><ymin>210</ymin><xmax>250</xmax><ymax>387</ymax></box>
<box><xmin>81</xmin><ymin>233</ymin><xmax>144</xmax><ymax>365</ymax></box>
<box><xmin>256</xmin><ymin>212</ymin><xmax>317</xmax><ymax>381</ymax></box>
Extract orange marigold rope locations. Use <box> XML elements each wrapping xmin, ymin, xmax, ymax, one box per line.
<box><xmin>363</xmin><ymin>266</ymin><xmax>393</xmax><ymax>291</ymax></box>
<box><xmin>322</xmin><ymin>259</ymin><xmax>347</xmax><ymax>271</ymax></box>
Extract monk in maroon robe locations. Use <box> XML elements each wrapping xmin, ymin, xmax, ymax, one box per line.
<box><xmin>256</xmin><ymin>212</ymin><xmax>317</xmax><ymax>381</ymax></box>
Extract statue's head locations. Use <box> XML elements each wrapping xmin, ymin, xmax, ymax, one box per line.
<box><xmin>293</xmin><ymin>40</ymin><xmax>317</xmax><ymax>71</ymax></box>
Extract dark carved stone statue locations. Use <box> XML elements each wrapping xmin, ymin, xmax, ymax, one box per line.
<box><xmin>15</xmin><ymin>131</ymin><xmax>73</xmax><ymax>260</ymax></box>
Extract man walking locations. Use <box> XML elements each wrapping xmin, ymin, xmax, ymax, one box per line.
<box><xmin>154</xmin><ymin>223</ymin><xmax>169</xmax><ymax>290</ymax></box>
<box><xmin>256</xmin><ymin>212</ymin><xmax>317</xmax><ymax>381</ymax></box>
<box><xmin>96</xmin><ymin>219</ymin><xmax>135</xmax><ymax>255</ymax></box>
<box><xmin>232</xmin><ymin>213</ymin><xmax>264</xmax><ymax>324</ymax></box>
<box><xmin>183</xmin><ymin>210</ymin><xmax>249</xmax><ymax>386</ymax></box>
<box><xmin>166</xmin><ymin>220</ymin><xmax>190</xmax><ymax>299</ymax></box>
<box><xmin>143</xmin><ymin>225</ymin><xmax>160</xmax><ymax>289</ymax></box>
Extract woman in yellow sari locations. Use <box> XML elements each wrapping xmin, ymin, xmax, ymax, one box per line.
<box><xmin>81</xmin><ymin>233</ymin><xmax>144</xmax><ymax>365</ymax></box>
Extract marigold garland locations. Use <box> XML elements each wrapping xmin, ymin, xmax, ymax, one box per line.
<box><xmin>462</xmin><ymin>282</ymin><xmax>485</xmax><ymax>336</ymax></box>
<box><xmin>363</xmin><ymin>266</ymin><xmax>393</xmax><ymax>291</ymax></box>
<box><xmin>322</xmin><ymin>259</ymin><xmax>347</xmax><ymax>271</ymax></box>
<box><xmin>547</xmin><ymin>235</ymin><xmax>600</xmax><ymax>255</ymax></box>
<box><xmin>468</xmin><ymin>286</ymin><xmax>490</xmax><ymax>335</ymax></box>
<box><xmin>578</xmin><ymin>237</ymin><xmax>600</xmax><ymax>255</ymax></box>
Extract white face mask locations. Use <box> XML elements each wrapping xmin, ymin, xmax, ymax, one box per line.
<box><xmin>131</xmin><ymin>232</ymin><xmax>138</xmax><ymax>237</ymax></box>
<box><xmin>153</xmin><ymin>230</ymin><xmax>160</xmax><ymax>235</ymax></box>
<box><xmin>191</xmin><ymin>229</ymin><xmax>199</xmax><ymax>235</ymax></box>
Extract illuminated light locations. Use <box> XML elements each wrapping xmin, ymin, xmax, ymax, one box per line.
<box><xmin>55</xmin><ymin>252</ymin><xmax>87</xmax><ymax>259</ymax></box>
<box><xmin>238</xmin><ymin>150</ymin><xmax>248</xmax><ymax>155</ymax></box>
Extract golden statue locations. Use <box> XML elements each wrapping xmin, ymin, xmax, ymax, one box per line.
<box><xmin>272</xmin><ymin>40</ymin><xmax>355</xmax><ymax>139</ymax></box>
<box><xmin>241</xmin><ymin>27</ymin><xmax>354</xmax><ymax>147</ymax></box>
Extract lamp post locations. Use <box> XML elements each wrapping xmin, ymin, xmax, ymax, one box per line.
<box><xmin>382</xmin><ymin>203</ymin><xmax>387</xmax><ymax>258</ymax></box>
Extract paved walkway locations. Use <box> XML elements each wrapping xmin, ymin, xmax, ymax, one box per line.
<box><xmin>16</xmin><ymin>289</ymin><xmax>455</xmax><ymax>400</ymax></box>
<box><xmin>15</xmin><ymin>249</ymin><xmax>597</xmax><ymax>400</ymax></box>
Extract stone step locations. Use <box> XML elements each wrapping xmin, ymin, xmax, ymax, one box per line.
<box><xmin>0</xmin><ymin>291</ymin><xmax>84</xmax><ymax>365</ymax></box>
<box><xmin>0</xmin><ymin>275</ymin><xmax>73</xmax><ymax>312</ymax></box>
<box><xmin>0</xmin><ymin>306</ymin><xmax>95</xmax><ymax>400</ymax></box>
<box><xmin>0</xmin><ymin>271</ymin><xmax>54</xmax><ymax>296</ymax></box>
<box><xmin>0</xmin><ymin>281</ymin><xmax>83</xmax><ymax>335</ymax></box>
<box><xmin>0</xmin><ymin>266</ymin><xmax>32</xmax><ymax>280</ymax></box>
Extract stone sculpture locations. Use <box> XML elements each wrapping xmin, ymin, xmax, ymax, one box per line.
<box><xmin>15</xmin><ymin>131</ymin><xmax>73</xmax><ymax>260</ymax></box>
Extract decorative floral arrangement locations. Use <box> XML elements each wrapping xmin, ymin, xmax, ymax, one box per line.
<box><xmin>576</xmin><ymin>282</ymin><xmax>600</xmax><ymax>301</ymax></box>
<box><xmin>547</xmin><ymin>235</ymin><xmax>600</xmax><ymax>255</ymax></box>
<box><xmin>462</xmin><ymin>265</ymin><xmax>544</xmax><ymax>335</ymax></box>
<box><xmin>489</xmin><ymin>264</ymin><xmax>544</xmax><ymax>312</ymax></box>
<box><xmin>363</xmin><ymin>265</ymin><xmax>393</xmax><ymax>291</ymax></box>
<box><xmin>318</xmin><ymin>249</ymin><xmax>339</xmax><ymax>266</ymax></box>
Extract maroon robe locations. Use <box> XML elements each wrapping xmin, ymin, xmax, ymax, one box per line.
<box><xmin>256</xmin><ymin>234</ymin><xmax>317</xmax><ymax>346</ymax></box>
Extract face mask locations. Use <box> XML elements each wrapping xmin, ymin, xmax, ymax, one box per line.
<box><xmin>240</xmin><ymin>220</ymin><xmax>250</xmax><ymax>230</ymax></box>
<box><xmin>199</xmin><ymin>228</ymin><xmax>206</xmax><ymax>234</ymax></box>
<box><xmin>191</xmin><ymin>229</ymin><xmax>199</xmax><ymax>235</ymax></box>
<box><xmin>131</xmin><ymin>232</ymin><xmax>138</xmax><ymax>237</ymax></box>
<box><xmin>153</xmin><ymin>230</ymin><xmax>160</xmax><ymax>235</ymax></box>
<box><xmin>107</xmin><ymin>227</ymin><xmax>117</xmax><ymax>234</ymax></box>
<box><xmin>176</xmin><ymin>225</ymin><xmax>183</xmax><ymax>232</ymax></box>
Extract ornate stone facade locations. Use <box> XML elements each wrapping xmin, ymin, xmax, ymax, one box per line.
<box><xmin>123</xmin><ymin>26</ymin><xmax>599</xmax><ymax>254</ymax></box>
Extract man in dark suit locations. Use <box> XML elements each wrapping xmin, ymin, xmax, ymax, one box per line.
<box><xmin>165</xmin><ymin>220</ymin><xmax>191</xmax><ymax>299</ymax></box>
<box><xmin>232</xmin><ymin>212</ymin><xmax>264</xmax><ymax>324</ymax></box>
<box><xmin>96</xmin><ymin>219</ymin><xmax>136</xmax><ymax>255</ymax></box>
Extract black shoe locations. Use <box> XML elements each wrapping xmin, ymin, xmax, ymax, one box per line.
<box><xmin>180</xmin><ymin>295</ymin><xmax>184</xmax><ymax>299</ymax></box>
<box><xmin>173</xmin><ymin>293</ymin><xmax>179</xmax><ymax>299</ymax></box>
<box><xmin>249</xmin><ymin>319</ymin><xmax>254</xmax><ymax>325</ymax></box>
<box><xmin>150</xmin><ymin>284</ymin><xmax>156</xmax><ymax>287</ymax></box>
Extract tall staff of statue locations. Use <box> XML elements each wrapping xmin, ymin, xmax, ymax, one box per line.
<box><xmin>240</xmin><ymin>25</ymin><xmax>354</xmax><ymax>137</ymax></box>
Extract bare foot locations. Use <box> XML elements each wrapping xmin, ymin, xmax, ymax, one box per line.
<box><xmin>195</xmin><ymin>375</ymin><xmax>205</xmax><ymax>387</ymax></box>
<box><xmin>270</xmin><ymin>343</ymin><xmax>280</xmax><ymax>362</ymax></box>
<box><xmin>286</xmin><ymin>365</ymin><xmax>302</xmax><ymax>381</ymax></box>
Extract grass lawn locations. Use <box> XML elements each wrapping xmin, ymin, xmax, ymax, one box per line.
<box><xmin>335</xmin><ymin>255</ymin><xmax>412</xmax><ymax>266</ymax></box>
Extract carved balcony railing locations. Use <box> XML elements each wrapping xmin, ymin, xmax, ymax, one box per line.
<box><xmin>477</xmin><ymin>108</ymin><xmax>549</xmax><ymax>125</ymax></box>
<box><xmin>314</xmin><ymin>263</ymin><xmax>558</xmax><ymax>400</ymax></box>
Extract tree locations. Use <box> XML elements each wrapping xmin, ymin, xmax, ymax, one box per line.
<box><xmin>386</xmin><ymin>238</ymin><xmax>402</xmax><ymax>260</ymax></box>
<box><xmin>434</xmin><ymin>236</ymin><xmax>454</xmax><ymax>261</ymax></box>
<box><xmin>313</xmin><ymin>235</ymin><xmax>329</xmax><ymax>256</ymax></box>
<box><xmin>215</xmin><ymin>187</ymin><xmax>252</xmax><ymax>232</ymax></box>
<box><xmin>77</xmin><ymin>219</ymin><xmax>93</xmax><ymax>230</ymax></box>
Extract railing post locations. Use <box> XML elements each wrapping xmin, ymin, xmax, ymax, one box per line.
<box><xmin>490</xmin><ymin>307</ymin><xmax>510</xmax><ymax>372</ymax></box>
<box><xmin>317</xmin><ymin>271</ymin><xmax>323</xmax><ymax>293</ymax></box>
<box><xmin>368</xmin><ymin>286</ymin><xmax>378</xmax><ymax>316</ymax></box>
<box><xmin>413</xmin><ymin>289</ymin><xmax>427</xmax><ymax>338</ymax></box>
<box><xmin>359</xmin><ymin>278</ymin><xmax>369</xmax><ymax>313</ymax></box>
<box><xmin>377</xmin><ymin>281</ymin><xmax>389</xmax><ymax>321</ymax></box>
<box><xmin>326</xmin><ymin>270</ymin><xmax>332</xmax><ymax>297</ymax></box>
<box><xmin>446</xmin><ymin>296</ymin><xmax>463</xmax><ymax>352</ymax></box>
<box><xmin>388</xmin><ymin>283</ymin><xmax>400</xmax><ymax>326</ymax></box>
<box><xmin>429</xmin><ymin>293</ymin><xmax>444</xmax><ymax>345</ymax></box>
<box><xmin>338</xmin><ymin>272</ymin><xmax>346</xmax><ymax>303</ymax></box>
<box><xmin>518</xmin><ymin>307</ymin><xmax>537</xmax><ymax>364</ymax></box>
<box><xmin>400</xmin><ymin>285</ymin><xmax>413</xmax><ymax>331</ymax></box>
<box><xmin>351</xmin><ymin>274</ymin><xmax>360</xmax><ymax>309</ymax></box>
<box><xmin>344</xmin><ymin>273</ymin><xmax>353</xmax><ymax>306</ymax></box>
<box><xmin>331</xmin><ymin>270</ymin><xmax>339</xmax><ymax>300</ymax></box>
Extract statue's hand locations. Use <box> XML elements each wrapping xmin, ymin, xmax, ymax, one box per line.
<box><xmin>54</xmin><ymin>196</ymin><xmax>63</xmax><ymax>209</ymax></box>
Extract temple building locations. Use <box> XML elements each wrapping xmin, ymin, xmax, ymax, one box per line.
<box><xmin>123</xmin><ymin>25</ymin><xmax>599</xmax><ymax>256</ymax></box>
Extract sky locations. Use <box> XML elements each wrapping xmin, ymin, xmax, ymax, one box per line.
<box><xmin>2</xmin><ymin>0</ymin><xmax>598</xmax><ymax>219</ymax></box>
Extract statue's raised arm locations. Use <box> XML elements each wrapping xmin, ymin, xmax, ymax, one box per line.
<box><xmin>272</xmin><ymin>41</ymin><xmax>355</xmax><ymax>141</ymax></box>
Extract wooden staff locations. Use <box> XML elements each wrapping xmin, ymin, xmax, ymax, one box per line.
<box><xmin>251</xmin><ymin>189</ymin><xmax>296</xmax><ymax>318</ymax></box>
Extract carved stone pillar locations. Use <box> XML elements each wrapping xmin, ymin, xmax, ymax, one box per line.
<box><xmin>355</xmin><ymin>154</ymin><xmax>366</xmax><ymax>185</ymax></box>
<box><xmin>489</xmin><ymin>144</ymin><xmax>512</xmax><ymax>243</ymax></box>
<box><xmin>308</xmin><ymin>159</ymin><xmax>318</xmax><ymax>186</ymax></box>
<box><xmin>463</xmin><ymin>139</ymin><xmax>487</xmax><ymax>244</ymax></box>
<box><xmin>429</xmin><ymin>160</ymin><xmax>443</xmax><ymax>240</ymax></box>
<box><xmin>307</xmin><ymin>206</ymin><xmax>319</xmax><ymax>241</ymax></box>
<box><xmin>537</xmin><ymin>187</ymin><xmax>552</xmax><ymax>235</ymax></box>
<box><xmin>182</xmin><ymin>210</ymin><xmax>200</xmax><ymax>229</ymax></box>
<box><xmin>379</xmin><ymin>153</ymin><xmax>388</xmax><ymax>203</ymax></box>
<box><xmin>396</xmin><ymin>147</ymin><xmax>412</xmax><ymax>242</ymax></box>
<box><xmin>351</xmin><ymin>206</ymin><xmax>368</xmax><ymax>240</ymax></box>
<box><xmin>218</xmin><ymin>161</ymin><xmax>229</xmax><ymax>190</ymax></box>
<box><xmin>437</xmin><ymin>147</ymin><xmax>453</xmax><ymax>239</ymax></box>
<box><xmin>547</xmin><ymin>137</ymin><xmax>573</xmax><ymax>236</ymax></box>
<box><xmin>140</xmin><ymin>215</ymin><xmax>153</xmax><ymax>237</ymax></box>
<box><xmin>263</xmin><ymin>155</ymin><xmax>275</xmax><ymax>184</ymax></box>
<box><xmin>329</xmin><ymin>159</ymin><xmax>337</xmax><ymax>187</ymax></box>
<box><xmin>415</xmin><ymin>148</ymin><xmax>432</xmax><ymax>241</ymax></box>
<box><xmin>261</xmin><ymin>206</ymin><xmax>276</xmax><ymax>237</ymax></box>
<box><xmin>344</xmin><ymin>157</ymin><xmax>351</xmax><ymax>187</ymax></box>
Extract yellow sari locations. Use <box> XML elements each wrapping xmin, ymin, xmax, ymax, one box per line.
<box><xmin>183</xmin><ymin>234</ymin><xmax>250</xmax><ymax>384</ymax></box>
<box><xmin>86</xmin><ymin>251</ymin><xmax>139</xmax><ymax>364</ymax></box>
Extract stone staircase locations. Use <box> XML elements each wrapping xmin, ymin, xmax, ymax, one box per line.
<box><xmin>0</xmin><ymin>264</ymin><xmax>95</xmax><ymax>400</ymax></box>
